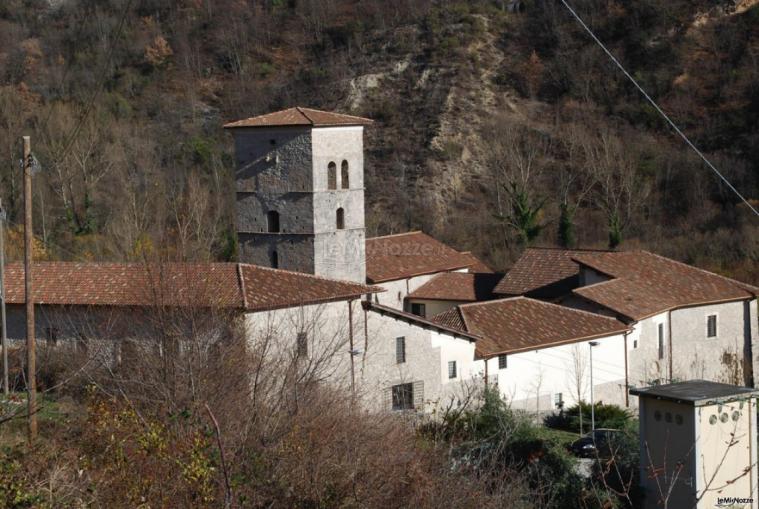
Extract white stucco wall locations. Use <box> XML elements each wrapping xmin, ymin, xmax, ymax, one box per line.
<box><xmin>243</xmin><ymin>299</ymin><xmax>482</xmax><ymax>413</ymax></box>
<box><xmin>244</xmin><ymin>300</ymin><xmax>358</xmax><ymax>396</ymax></box>
<box><xmin>482</xmin><ymin>333</ymin><xmax>628</xmax><ymax>411</ymax></box>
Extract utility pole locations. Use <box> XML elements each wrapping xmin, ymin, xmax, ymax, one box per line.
<box><xmin>23</xmin><ymin>136</ymin><xmax>36</xmax><ymax>442</ymax></box>
<box><xmin>589</xmin><ymin>341</ymin><xmax>599</xmax><ymax>432</ymax></box>
<box><xmin>0</xmin><ymin>198</ymin><xmax>7</xmax><ymax>396</ymax></box>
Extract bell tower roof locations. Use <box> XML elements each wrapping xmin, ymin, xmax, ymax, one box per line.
<box><xmin>224</xmin><ymin>107</ymin><xmax>373</xmax><ymax>129</ymax></box>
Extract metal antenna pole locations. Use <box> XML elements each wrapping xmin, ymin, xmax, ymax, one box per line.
<box><xmin>589</xmin><ymin>341</ymin><xmax>599</xmax><ymax>432</ymax></box>
<box><xmin>0</xmin><ymin>199</ymin><xmax>7</xmax><ymax>396</ymax></box>
<box><xmin>23</xmin><ymin>136</ymin><xmax>36</xmax><ymax>442</ymax></box>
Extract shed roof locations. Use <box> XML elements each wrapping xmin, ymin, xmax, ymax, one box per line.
<box><xmin>630</xmin><ymin>380</ymin><xmax>759</xmax><ymax>406</ymax></box>
<box><xmin>224</xmin><ymin>107</ymin><xmax>373</xmax><ymax>129</ymax></box>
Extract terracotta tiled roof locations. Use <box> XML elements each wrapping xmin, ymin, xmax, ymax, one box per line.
<box><xmin>571</xmin><ymin>251</ymin><xmax>759</xmax><ymax>321</ymax></box>
<box><xmin>365</xmin><ymin>231</ymin><xmax>475</xmax><ymax>283</ymax></box>
<box><xmin>239</xmin><ymin>264</ymin><xmax>381</xmax><ymax>311</ymax></box>
<box><xmin>224</xmin><ymin>107</ymin><xmax>373</xmax><ymax>129</ymax></box>
<box><xmin>431</xmin><ymin>307</ymin><xmax>466</xmax><ymax>331</ymax></box>
<box><xmin>3</xmin><ymin>262</ymin><xmax>380</xmax><ymax>311</ymax></box>
<box><xmin>459</xmin><ymin>252</ymin><xmax>494</xmax><ymax>273</ymax></box>
<box><xmin>432</xmin><ymin>297</ymin><xmax>629</xmax><ymax>358</ymax></box>
<box><xmin>493</xmin><ymin>247</ymin><xmax>605</xmax><ymax>297</ymax></box>
<box><xmin>408</xmin><ymin>272</ymin><xmax>503</xmax><ymax>302</ymax></box>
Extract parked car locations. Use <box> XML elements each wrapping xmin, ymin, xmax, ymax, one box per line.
<box><xmin>569</xmin><ymin>428</ymin><xmax>621</xmax><ymax>458</ymax></box>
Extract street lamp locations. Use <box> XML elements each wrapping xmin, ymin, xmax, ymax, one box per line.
<box><xmin>589</xmin><ymin>341</ymin><xmax>599</xmax><ymax>431</ymax></box>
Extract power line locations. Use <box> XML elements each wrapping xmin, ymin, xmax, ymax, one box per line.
<box><xmin>53</xmin><ymin>0</ymin><xmax>135</xmax><ymax>166</ymax></box>
<box><xmin>557</xmin><ymin>0</ymin><xmax>759</xmax><ymax>218</ymax></box>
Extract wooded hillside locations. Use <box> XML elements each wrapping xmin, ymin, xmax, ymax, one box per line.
<box><xmin>0</xmin><ymin>0</ymin><xmax>757</xmax><ymax>281</ymax></box>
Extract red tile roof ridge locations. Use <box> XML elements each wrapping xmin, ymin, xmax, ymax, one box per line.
<box><xmin>460</xmin><ymin>295</ymin><xmax>627</xmax><ymax>322</ymax></box>
<box><xmin>457</xmin><ymin>295</ymin><xmax>524</xmax><ymax>309</ymax></box>
<box><xmin>224</xmin><ymin>107</ymin><xmax>373</xmax><ymax>129</ymax></box>
<box><xmin>297</xmin><ymin>106</ymin><xmax>374</xmax><ymax>125</ymax></box>
<box><xmin>643</xmin><ymin>250</ymin><xmax>759</xmax><ymax>295</ymax></box>
<box><xmin>295</xmin><ymin>106</ymin><xmax>312</xmax><ymax>123</ymax></box>
<box><xmin>525</xmin><ymin>246</ymin><xmax>614</xmax><ymax>253</ymax></box>
<box><xmin>366</xmin><ymin>230</ymin><xmax>423</xmax><ymax>240</ymax></box>
<box><xmin>238</xmin><ymin>262</ymin><xmax>384</xmax><ymax>292</ymax></box>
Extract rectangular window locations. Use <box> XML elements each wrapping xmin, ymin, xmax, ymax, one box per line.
<box><xmin>391</xmin><ymin>383</ymin><xmax>414</xmax><ymax>410</ymax></box>
<box><xmin>633</xmin><ymin>339</ymin><xmax>638</xmax><ymax>349</ymax></box>
<box><xmin>396</xmin><ymin>336</ymin><xmax>406</xmax><ymax>364</ymax></box>
<box><xmin>498</xmin><ymin>354</ymin><xmax>508</xmax><ymax>369</ymax></box>
<box><xmin>410</xmin><ymin>303</ymin><xmax>426</xmax><ymax>318</ymax></box>
<box><xmin>554</xmin><ymin>393</ymin><xmax>563</xmax><ymax>409</ymax></box>
<box><xmin>448</xmin><ymin>360</ymin><xmax>457</xmax><ymax>379</ymax></box>
<box><xmin>707</xmin><ymin>314</ymin><xmax>717</xmax><ymax>338</ymax></box>
<box><xmin>657</xmin><ymin>323</ymin><xmax>664</xmax><ymax>360</ymax></box>
<box><xmin>296</xmin><ymin>332</ymin><xmax>308</xmax><ymax>357</ymax></box>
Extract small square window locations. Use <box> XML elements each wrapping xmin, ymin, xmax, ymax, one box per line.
<box><xmin>410</xmin><ymin>303</ymin><xmax>426</xmax><ymax>317</ymax></box>
<box><xmin>498</xmin><ymin>354</ymin><xmax>508</xmax><ymax>369</ymax></box>
<box><xmin>448</xmin><ymin>360</ymin><xmax>457</xmax><ymax>379</ymax></box>
<box><xmin>396</xmin><ymin>336</ymin><xmax>406</xmax><ymax>364</ymax></box>
<box><xmin>707</xmin><ymin>315</ymin><xmax>717</xmax><ymax>338</ymax></box>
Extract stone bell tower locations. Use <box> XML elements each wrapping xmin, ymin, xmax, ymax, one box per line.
<box><xmin>224</xmin><ymin>107</ymin><xmax>371</xmax><ymax>283</ymax></box>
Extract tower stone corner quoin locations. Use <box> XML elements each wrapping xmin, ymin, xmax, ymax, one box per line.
<box><xmin>224</xmin><ymin>107</ymin><xmax>373</xmax><ymax>283</ymax></box>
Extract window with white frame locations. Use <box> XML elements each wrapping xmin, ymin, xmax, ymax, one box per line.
<box><xmin>448</xmin><ymin>360</ymin><xmax>457</xmax><ymax>379</ymax></box>
<box><xmin>396</xmin><ymin>336</ymin><xmax>406</xmax><ymax>364</ymax></box>
<box><xmin>498</xmin><ymin>354</ymin><xmax>508</xmax><ymax>369</ymax></box>
<box><xmin>707</xmin><ymin>314</ymin><xmax>717</xmax><ymax>338</ymax></box>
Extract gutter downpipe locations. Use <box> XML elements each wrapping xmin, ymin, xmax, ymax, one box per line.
<box><xmin>348</xmin><ymin>299</ymin><xmax>355</xmax><ymax>395</ymax></box>
<box><xmin>624</xmin><ymin>331</ymin><xmax>629</xmax><ymax>408</ymax></box>
<box><xmin>668</xmin><ymin>310</ymin><xmax>673</xmax><ymax>382</ymax></box>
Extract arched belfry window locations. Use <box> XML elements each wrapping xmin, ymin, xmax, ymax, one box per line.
<box><xmin>267</xmin><ymin>210</ymin><xmax>280</xmax><ymax>233</ymax></box>
<box><xmin>328</xmin><ymin>162</ymin><xmax>337</xmax><ymax>190</ymax></box>
<box><xmin>336</xmin><ymin>207</ymin><xmax>345</xmax><ymax>230</ymax></box>
<box><xmin>341</xmin><ymin>160</ymin><xmax>349</xmax><ymax>189</ymax></box>
<box><xmin>270</xmin><ymin>250</ymin><xmax>279</xmax><ymax>268</ymax></box>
